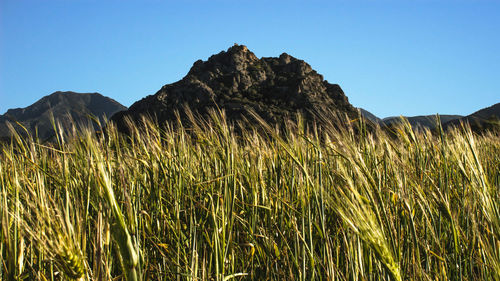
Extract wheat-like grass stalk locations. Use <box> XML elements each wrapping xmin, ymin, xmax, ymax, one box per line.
<box><xmin>1</xmin><ymin>110</ymin><xmax>499</xmax><ymax>280</ymax></box>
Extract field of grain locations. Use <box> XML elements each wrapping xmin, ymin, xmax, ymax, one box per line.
<box><xmin>1</xmin><ymin>112</ymin><xmax>499</xmax><ymax>281</ymax></box>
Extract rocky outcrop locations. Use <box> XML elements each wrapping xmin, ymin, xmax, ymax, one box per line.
<box><xmin>111</xmin><ymin>44</ymin><xmax>358</xmax><ymax>131</ymax></box>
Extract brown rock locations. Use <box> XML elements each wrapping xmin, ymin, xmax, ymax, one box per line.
<box><xmin>111</xmin><ymin>45</ymin><xmax>359</xmax><ymax>131</ymax></box>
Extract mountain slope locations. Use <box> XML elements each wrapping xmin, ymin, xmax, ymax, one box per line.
<box><xmin>111</xmin><ymin>44</ymin><xmax>359</xmax><ymax>131</ymax></box>
<box><xmin>382</xmin><ymin>115</ymin><xmax>463</xmax><ymax>130</ymax></box>
<box><xmin>359</xmin><ymin>108</ymin><xmax>381</xmax><ymax>123</ymax></box>
<box><xmin>443</xmin><ymin>102</ymin><xmax>500</xmax><ymax>131</ymax></box>
<box><xmin>0</xmin><ymin>91</ymin><xmax>127</xmax><ymax>140</ymax></box>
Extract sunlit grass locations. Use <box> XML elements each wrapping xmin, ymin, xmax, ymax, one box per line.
<box><xmin>1</xmin><ymin>111</ymin><xmax>499</xmax><ymax>280</ymax></box>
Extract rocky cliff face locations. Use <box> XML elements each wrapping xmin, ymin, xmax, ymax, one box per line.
<box><xmin>0</xmin><ymin>91</ymin><xmax>127</xmax><ymax>140</ymax></box>
<box><xmin>111</xmin><ymin>44</ymin><xmax>358</xmax><ymax>131</ymax></box>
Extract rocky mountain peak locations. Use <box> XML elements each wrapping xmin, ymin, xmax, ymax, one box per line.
<box><xmin>112</xmin><ymin>45</ymin><xmax>358</xmax><ymax>131</ymax></box>
<box><xmin>188</xmin><ymin>44</ymin><xmax>259</xmax><ymax>76</ymax></box>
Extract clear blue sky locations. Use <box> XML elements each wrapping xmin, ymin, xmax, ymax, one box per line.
<box><xmin>1</xmin><ymin>0</ymin><xmax>499</xmax><ymax>118</ymax></box>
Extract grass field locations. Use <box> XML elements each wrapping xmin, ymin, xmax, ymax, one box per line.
<box><xmin>1</xmin><ymin>112</ymin><xmax>499</xmax><ymax>281</ymax></box>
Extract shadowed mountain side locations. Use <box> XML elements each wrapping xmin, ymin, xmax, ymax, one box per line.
<box><xmin>0</xmin><ymin>91</ymin><xmax>127</xmax><ymax>140</ymax></box>
<box><xmin>443</xmin><ymin>103</ymin><xmax>500</xmax><ymax>132</ymax></box>
<box><xmin>111</xmin><ymin>44</ymin><xmax>360</xmax><ymax>132</ymax></box>
<box><xmin>359</xmin><ymin>108</ymin><xmax>381</xmax><ymax>123</ymax></box>
<box><xmin>382</xmin><ymin>115</ymin><xmax>463</xmax><ymax>130</ymax></box>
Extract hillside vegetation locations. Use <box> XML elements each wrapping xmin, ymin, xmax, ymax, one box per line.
<box><xmin>1</xmin><ymin>111</ymin><xmax>499</xmax><ymax>281</ymax></box>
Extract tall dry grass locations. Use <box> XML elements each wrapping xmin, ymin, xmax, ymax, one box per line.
<box><xmin>1</xmin><ymin>111</ymin><xmax>499</xmax><ymax>280</ymax></box>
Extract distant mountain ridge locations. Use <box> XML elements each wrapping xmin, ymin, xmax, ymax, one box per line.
<box><xmin>111</xmin><ymin>44</ymin><xmax>359</xmax><ymax>132</ymax></box>
<box><xmin>360</xmin><ymin>104</ymin><xmax>499</xmax><ymax>132</ymax></box>
<box><xmin>383</xmin><ymin>115</ymin><xmax>463</xmax><ymax>130</ymax></box>
<box><xmin>359</xmin><ymin>108</ymin><xmax>381</xmax><ymax>123</ymax></box>
<box><xmin>0</xmin><ymin>91</ymin><xmax>127</xmax><ymax>140</ymax></box>
<box><xmin>443</xmin><ymin>102</ymin><xmax>500</xmax><ymax>131</ymax></box>
<box><xmin>359</xmin><ymin>108</ymin><xmax>462</xmax><ymax>129</ymax></box>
